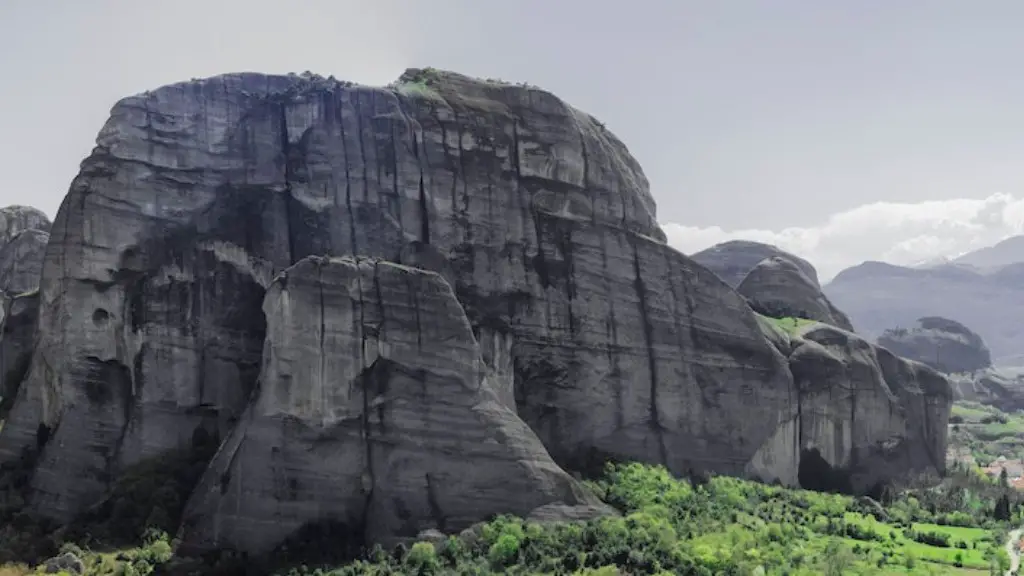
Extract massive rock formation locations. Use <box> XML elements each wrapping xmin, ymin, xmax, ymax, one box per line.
<box><xmin>182</xmin><ymin>256</ymin><xmax>604</xmax><ymax>553</ymax></box>
<box><xmin>877</xmin><ymin>316</ymin><xmax>991</xmax><ymax>375</ymax></box>
<box><xmin>825</xmin><ymin>260</ymin><xmax>1024</xmax><ymax>367</ymax></box>
<box><xmin>758</xmin><ymin>319</ymin><xmax>951</xmax><ymax>493</ymax></box>
<box><xmin>0</xmin><ymin>69</ymin><xmax>952</xmax><ymax>554</ymax></box>
<box><xmin>691</xmin><ymin>240</ymin><xmax>820</xmax><ymax>288</ymax></box>
<box><xmin>738</xmin><ymin>256</ymin><xmax>854</xmax><ymax>331</ymax></box>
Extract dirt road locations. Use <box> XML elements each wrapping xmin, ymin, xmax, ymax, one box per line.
<box><xmin>1007</xmin><ymin>527</ymin><xmax>1021</xmax><ymax>576</ymax></box>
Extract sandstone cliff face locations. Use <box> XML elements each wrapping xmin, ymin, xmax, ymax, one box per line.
<box><xmin>182</xmin><ymin>256</ymin><xmax>604</xmax><ymax>553</ymax></box>
<box><xmin>738</xmin><ymin>256</ymin><xmax>854</xmax><ymax>331</ymax></box>
<box><xmin>759</xmin><ymin>320</ymin><xmax>951</xmax><ymax>493</ymax></box>
<box><xmin>876</xmin><ymin>316</ymin><xmax>991</xmax><ymax>375</ymax></box>
<box><xmin>691</xmin><ymin>240</ymin><xmax>820</xmax><ymax>289</ymax></box>
<box><xmin>0</xmin><ymin>69</ymin><xmax>952</xmax><ymax>553</ymax></box>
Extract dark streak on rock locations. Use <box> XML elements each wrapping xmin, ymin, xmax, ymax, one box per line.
<box><xmin>630</xmin><ymin>241</ymin><xmax>667</xmax><ymax>465</ymax></box>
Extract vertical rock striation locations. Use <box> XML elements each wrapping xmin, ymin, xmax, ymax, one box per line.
<box><xmin>0</xmin><ymin>69</ymin><xmax>951</xmax><ymax>549</ymax></box>
<box><xmin>0</xmin><ymin>206</ymin><xmax>50</xmax><ymax>422</ymax></box>
<box><xmin>759</xmin><ymin>321</ymin><xmax>951</xmax><ymax>494</ymax></box>
<box><xmin>181</xmin><ymin>256</ymin><xmax>604</xmax><ymax>554</ymax></box>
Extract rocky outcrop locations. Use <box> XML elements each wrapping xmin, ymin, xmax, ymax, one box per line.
<box><xmin>0</xmin><ymin>69</ymin><xmax>952</xmax><ymax>553</ymax></box>
<box><xmin>0</xmin><ymin>206</ymin><xmax>50</xmax><ymax>245</ymax></box>
<box><xmin>0</xmin><ymin>205</ymin><xmax>50</xmax><ymax>296</ymax></box>
<box><xmin>0</xmin><ymin>207</ymin><xmax>50</xmax><ymax>421</ymax></box>
<box><xmin>181</xmin><ymin>256</ymin><xmax>605</xmax><ymax>553</ymax></box>
<box><xmin>0</xmin><ymin>229</ymin><xmax>49</xmax><ymax>296</ymax></box>
<box><xmin>947</xmin><ymin>368</ymin><xmax>1024</xmax><ymax>413</ymax></box>
<box><xmin>691</xmin><ymin>240</ymin><xmax>820</xmax><ymax>288</ymax></box>
<box><xmin>738</xmin><ymin>256</ymin><xmax>854</xmax><ymax>331</ymax></box>
<box><xmin>759</xmin><ymin>320</ymin><xmax>951</xmax><ymax>493</ymax></box>
<box><xmin>877</xmin><ymin>317</ymin><xmax>991</xmax><ymax>375</ymax></box>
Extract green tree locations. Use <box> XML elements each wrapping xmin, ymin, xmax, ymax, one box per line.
<box><xmin>823</xmin><ymin>540</ymin><xmax>853</xmax><ymax>576</ymax></box>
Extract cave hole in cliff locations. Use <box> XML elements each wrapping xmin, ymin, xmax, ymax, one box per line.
<box><xmin>259</xmin><ymin>519</ymin><xmax>368</xmax><ymax>571</ymax></box>
<box><xmin>81</xmin><ymin>357</ymin><xmax>132</xmax><ymax>408</ymax></box>
<box><xmin>92</xmin><ymin>308</ymin><xmax>110</xmax><ymax>327</ymax></box>
<box><xmin>798</xmin><ymin>448</ymin><xmax>853</xmax><ymax>494</ymax></box>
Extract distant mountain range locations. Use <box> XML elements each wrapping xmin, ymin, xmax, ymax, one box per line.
<box><xmin>824</xmin><ymin>234</ymin><xmax>1024</xmax><ymax>367</ymax></box>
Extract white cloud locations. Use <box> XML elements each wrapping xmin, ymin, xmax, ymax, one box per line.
<box><xmin>661</xmin><ymin>192</ymin><xmax>1024</xmax><ymax>282</ymax></box>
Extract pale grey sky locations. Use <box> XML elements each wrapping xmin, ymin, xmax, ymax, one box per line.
<box><xmin>5</xmin><ymin>1</ymin><xmax>1024</xmax><ymax>277</ymax></box>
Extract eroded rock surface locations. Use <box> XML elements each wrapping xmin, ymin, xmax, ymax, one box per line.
<box><xmin>182</xmin><ymin>256</ymin><xmax>604</xmax><ymax>554</ymax></box>
<box><xmin>738</xmin><ymin>256</ymin><xmax>854</xmax><ymax>331</ymax></box>
<box><xmin>1</xmin><ymin>69</ymin><xmax>805</xmax><ymax>523</ymax></box>
<box><xmin>877</xmin><ymin>316</ymin><xmax>991</xmax><ymax>374</ymax></box>
<box><xmin>0</xmin><ymin>206</ymin><xmax>50</xmax><ymax>245</ymax></box>
<box><xmin>0</xmin><ymin>205</ymin><xmax>50</xmax><ymax>296</ymax></box>
<box><xmin>691</xmin><ymin>240</ymin><xmax>820</xmax><ymax>289</ymax></box>
<box><xmin>0</xmin><ymin>69</ymin><xmax>951</xmax><ymax>540</ymax></box>
<box><xmin>759</xmin><ymin>320</ymin><xmax>951</xmax><ymax>493</ymax></box>
<box><xmin>0</xmin><ymin>229</ymin><xmax>49</xmax><ymax>297</ymax></box>
<box><xmin>0</xmin><ymin>206</ymin><xmax>50</xmax><ymax>421</ymax></box>
<box><xmin>0</xmin><ymin>292</ymin><xmax>38</xmax><ymax>412</ymax></box>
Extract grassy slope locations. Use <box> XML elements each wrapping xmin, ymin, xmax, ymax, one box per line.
<box><xmin>757</xmin><ymin>314</ymin><xmax>819</xmax><ymax>335</ymax></box>
<box><xmin>949</xmin><ymin>401</ymin><xmax>1024</xmax><ymax>464</ymax></box>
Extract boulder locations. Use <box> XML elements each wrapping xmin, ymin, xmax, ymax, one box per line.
<box><xmin>876</xmin><ymin>316</ymin><xmax>991</xmax><ymax>374</ymax></box>
<box><xmin>42</xmin><ymin>551</ymin><xmax>84</xmax><ymax>575</ymax></box>
<box><xmin>690</xmin><ymin>240</ymin><xmax>820</xmax><ymax>288</ymax></box>
<box><xmin>738</xmin><ymin>256</ymin><xmax>854</xmax><ymax>331</ymax></box>
<box><xmin>180</xmin><ymin>256</ymin><xmax>606</xmax><ymax>554</ymax></box>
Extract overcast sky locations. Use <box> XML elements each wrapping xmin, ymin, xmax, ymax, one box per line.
<box><xmin>4</xmin><ymin>1</ymin><xmax>1024</xmax><ymax>279</ymax></box>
